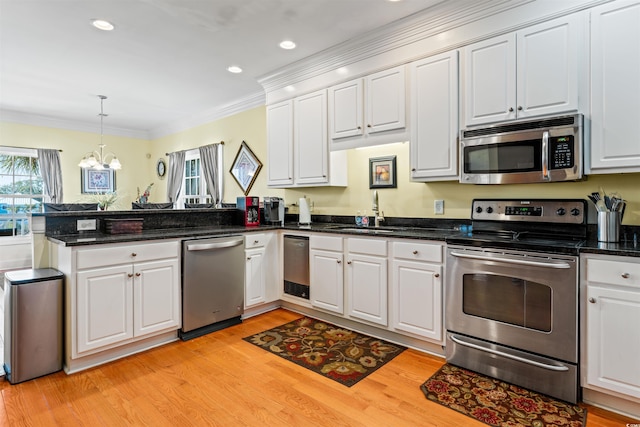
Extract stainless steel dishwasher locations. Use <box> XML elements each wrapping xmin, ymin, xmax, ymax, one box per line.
<box><xmin>180</xmin><ymin>235</ymin><xmax>245</xmax><ymax>340</ymax></box>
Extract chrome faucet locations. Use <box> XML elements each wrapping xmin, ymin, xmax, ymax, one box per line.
<box><xmin>372</xmin><ymin>190</ymin><xmax>385</xmax><ymax>227</ymax></box>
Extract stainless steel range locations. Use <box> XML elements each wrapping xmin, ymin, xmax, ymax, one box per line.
<box><xmin>445</xmin><ymin>199</ymin><xmax>587</xmax><ymax>403</ymax></box>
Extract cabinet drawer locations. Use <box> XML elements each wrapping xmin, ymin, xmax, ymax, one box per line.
<box><xmin>76</xmin><ymin>240</ymin><xmax>180</xmax><ymax>269</ymax></box>
<box><xmin>586</xmin><ymin>258</ymin><xmax>640</xmax><ymax>288</ymax></box>
<box><xmin>310</xmin><ymin>234</ymin><xmax>343</xmax><ymax>252</ymax></box>
<box><xmin>392</xmin><ymin>241</ymin><xmax>442</xmax><ymax>263</ymax></box>
<box><xmin>347</xmin><ymin>237</ymin><xmax>387</xmax><ymax>256</ymax></box>
<box><xmin>245</xmin><ymin>233</ymin><xmax>266</xmax><ymax>249</ymax></box>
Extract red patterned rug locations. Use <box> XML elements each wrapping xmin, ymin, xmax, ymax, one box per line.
<box><xmin>243</xmin><ymin>316</ymin><xmax>405</xmax><ymax>387</ymax></box>
<box><xmin>421</xmin><ymin>364</ymin><xmax>587</xmax><ymax>427</ymax></box>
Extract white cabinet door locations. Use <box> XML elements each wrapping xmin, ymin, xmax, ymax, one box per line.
<box><xmin>245</xmin><ymin>247</ymin><xmax>266</xmax><ymax>307</ymax></box>
<box><xmin>464</xmin><ymin>14</ymin><xmax>582</xmax><ymax>126</ymax></box>
<box><xmin>590</xmin><ymin>0</ymin><xmax>640</xmax><ymax>173</ymax></box>
<box><xmin>365</xmin><ymin>65</ymin><xmax>406</xmax><ymax>134</ymax></box>
<box><xmin>294</xmin><ymin>89</ymin><xmax>329</xmax><ymax>185</ymax></box>
<box><xmin>347</xmin><ymin>253</ymin><xmax>388</xmax><ymax>326</ymax></box>
<box><xmin>77</xmin><ymin>264</ymin><xmax>133</xmax><ymax>353</ymax></box>
<box><xmin>266</xmin><ymin>100</ymin><xmax>294</xmax><ymax>186</ymax></box>
<box><xmin>464</xmin><ymin>34</ymin><xmax>516</xmax><ymax>126</ymax></box>
<box><xmin>391</xmin><ymin>259</ymin><xmax>442</xmax><ymax>342</ymax></box>
<box><xmin>310</xmin><ymin>248</ymin><xmax>344</xmax><ymax>314</ymax></box>
<box><xmin>133</xmin><ymin>259</ymin><xmax>181</xmax><ymax>337</ymax></box>
<box><xmin>410</xmin><ymin>50</ymin><xmax>459</xmax><ymax>181</ymax></box>
<box><xmin>328</xmin><ymin>79</ymin><xmax>364</xmax><ymax>139</ymax></box>
<box><xmin>586</xmin><ymin>284</ymin><xmax>640</xmax><ymax>398</ymax></box>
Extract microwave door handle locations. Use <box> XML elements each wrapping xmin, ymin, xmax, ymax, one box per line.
<box><xmin>542</xmin><ymin>131</ymin><xmax>550</xmax><ymax>181</ymax></box>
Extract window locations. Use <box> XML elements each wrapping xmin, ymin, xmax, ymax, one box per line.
<box><xmin>179</xmin><ymin>149</ymin><xmax>210</xmax><ymax>207</ymax></box>
<box><xmin>0</xmin><ymin>147</ymin><xmax>44</xmax><ymax>237</ymax></box>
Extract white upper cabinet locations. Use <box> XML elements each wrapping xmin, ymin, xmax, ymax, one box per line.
<box><xmin>267</xmin><ymin>90</ymin><xmax>347</xmax><ymax>188</ymax></box>
<box><xmin>409</xmin><ymin>50</ymin><xmax>459</xmax><ymax>181</ymax></box>
<box><xmin>366</xmin><ymin>66</ymin><xmax>406</xmax><ymax>134</ymax></box>
<box><xmin>294</xmin><ymin>90</ymin><xmax>329</xmax><ymax>185</ymax></box>
<box><xmin>328</xmin><ymin>79</ymin><xmax>364</xmax><ymax>139</ymax></box>
<box><xmin>464</xmin><ymin>13</ymin><xmax>583</xmax><ymax>126</ymax></box>
<box><xmin>329</xmin><ymin>65</ymin><xmax>408</xmax><ymax>150</ymax></box>
<box><xmin>266</xmin><ymin>100</ymin><xmax>294</xmax><ymax>186</ymax></box>
<box><xmin>589</xmin><ymin>0</ymin><xmax>640</xmax><ymax>174</ymax></box>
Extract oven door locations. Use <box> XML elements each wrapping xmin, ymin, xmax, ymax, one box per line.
<box><xmin>445</xmin><ymin>246</ymin><xmax>578</xmax><ymax>363</ymax></box>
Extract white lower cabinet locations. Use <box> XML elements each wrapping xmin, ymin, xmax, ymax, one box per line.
<box><xmin>582</xmin><ymin>254</ymin><xmax>640</xmax><ymax>402</ymax></box>
<box><xmin>77</xmin><ymin>258</ymin><xmax>180</xmax><ymax>354</ymax></box>
<box><xmin>56</xmin><ymin>239</ymin><xmax>181</xmax><ymax>373</ymax></box>
<box><xmin>308</xmin><ymin>234</ymin><xmax>445</xmax><ymax>344</ymax></box>
<box><xmin>346</xmin><ymin>238</ymin><xmax>388</xmax><ymax>326</ymax></box>
<box><xmin>245</xmin><ymin>232</ymin><xmax>279</xmax><ymax>309</ymax></box>
<box><xmin>391</xmin><ymin>240</ymin><xmax>443</xmax><ymax>342</ymax></box>
<box><xmin>310</xmin><ymin>235</ymin><xmax>344</xmax><ymax>314</ymax></box>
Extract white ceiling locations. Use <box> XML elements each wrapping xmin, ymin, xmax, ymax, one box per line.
<box><xmin>0</xmin><ymin>0</ymin><xmax>443</xmax><ymax>139</ymax></box>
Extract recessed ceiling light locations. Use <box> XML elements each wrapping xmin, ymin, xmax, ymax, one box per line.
<box><xmin>92</xmin><ymin>19</ymin><xmax>115</xmax><ymax>31</ymax></box>
<box><xmin>279</xmin><ymin>40</ymin><xmax>296</xmax><ymax>50</ymax></box>
<box><xmin>227</xmin><ymin>66</ymin><xmax>243</xmax><ymax>74</ymax></box>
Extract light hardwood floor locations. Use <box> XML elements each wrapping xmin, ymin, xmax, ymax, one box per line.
<box><xmin>0</xmin><ymin>308</ymin><xmax>636</xmax><ymax>426</ymax></box>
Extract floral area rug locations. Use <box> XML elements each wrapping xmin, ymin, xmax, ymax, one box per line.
<box><xmin>243</xmin><ymin>316</ymin><xmax>406</xmax><ymax>387</ymax></box>
<box><xmin>421</xmin><ymin>364</ymin><xmax>586</xmax><ymax>427</ymax></box>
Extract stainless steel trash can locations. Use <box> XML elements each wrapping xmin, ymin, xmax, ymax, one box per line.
<box><xmin>3</xmin><ymin>268</ymin><xmax>64</xmax><ymax>384</ymax></box>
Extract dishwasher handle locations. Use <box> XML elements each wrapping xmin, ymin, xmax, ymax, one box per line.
<box><xmin>186</xmin><ymin>238</ymin><xmax>244</xmax><ymax>252</ymax></box>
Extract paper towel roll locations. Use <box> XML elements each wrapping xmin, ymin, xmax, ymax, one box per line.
<box><xmin>299</xmin><ymin>197</ymin><xmax>311</xmax><ymax>224</ymax></box>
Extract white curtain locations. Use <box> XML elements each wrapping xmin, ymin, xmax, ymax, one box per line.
<box><xmin>166</xmin><ymin>151</ymin><xmax>185</xmax><ymax>203</ymax></box>
<box><xmin>199</xmin><ymin>143</ymin><xmax>223</xmax><ymax>207</ymax></box>
<box><xmin>36</xmin><ymin>148</ymin><xmax>63</xmax><ymax>203</ymax></box>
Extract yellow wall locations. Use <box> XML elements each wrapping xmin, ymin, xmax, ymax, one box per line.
<box><xmin>1</xmin><ymin>121</ymin><xmax>152</xmax><ymax>210</ymax></box>
<box><xmin>2</xmin><ymin>107</ymin><xmax>640</xmax><ymax>224</ymax></box>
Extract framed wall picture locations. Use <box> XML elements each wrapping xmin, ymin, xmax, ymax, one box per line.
<box><xmin>369</xmin><ymin>155</ymin><xmax>397</xmax><ymax>189</ymax></box>
<box><xmin>230</xmin><ymin>141</ymin><xmax>262</xmax><ymax>196</ymax></box>
<box><xmin>81</xmin><ymin>168</ymin><xmax>116</xmax><ymax>193</ymax></box>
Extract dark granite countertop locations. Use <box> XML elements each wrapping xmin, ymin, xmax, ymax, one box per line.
<box><xmin>41</xmin><ymin>209</ymin><xmax>640</xmax><ymax>257</ymax></box>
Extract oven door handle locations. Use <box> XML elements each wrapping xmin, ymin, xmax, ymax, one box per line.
<box><xmin>449</xmin><ymin>334</ymin><xmax>569</xmax><ymax>372</ymax></box>
<box><xmin>449</xmin><ymin>251</ymin><xmax>571</xmax><ymax>269</ymax></box>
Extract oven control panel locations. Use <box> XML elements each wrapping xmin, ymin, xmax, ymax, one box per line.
<box><xmin>472</xmin><ymin>199</ymin><xmax>586</xmax><ymax>224</ymax></box>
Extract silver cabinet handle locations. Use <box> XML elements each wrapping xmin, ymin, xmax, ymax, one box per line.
<box><xmin>589</xmin><ymin>297</ymin><xmax>596</xmax><ymax>303</ymax></box>
<box><xmin>622</xmin><ymin>273</ymin><xmax>630</xmax><ymax>279</ymax></box>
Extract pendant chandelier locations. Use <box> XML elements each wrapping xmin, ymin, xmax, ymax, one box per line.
<box><xmin>78</xmin><ymin>95</ymin><xmax>122</xmax><ymax>170</ymax></box>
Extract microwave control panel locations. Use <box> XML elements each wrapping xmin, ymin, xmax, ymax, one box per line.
<box><xmin>550</xmin><ymin>135</ymin><xmax>574</xmax><ymax>169</ymax></box>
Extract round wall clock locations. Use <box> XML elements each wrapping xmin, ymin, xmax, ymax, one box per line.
<box><xmin>156</xmin><ymin>158</ymin><xmax>166</xmax><ymax>178</ymax></box>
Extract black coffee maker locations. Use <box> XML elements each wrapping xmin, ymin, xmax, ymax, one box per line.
<box><xmin>263</xmin><ymin>197</ymin><xmax>285</xmax><ymax>226</ymax></box>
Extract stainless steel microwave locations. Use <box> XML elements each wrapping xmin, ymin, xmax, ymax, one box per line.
<box><xmin>460</xmin><ymin>114</ymin><xmax>583</xmax><ymax>184</ymax></box>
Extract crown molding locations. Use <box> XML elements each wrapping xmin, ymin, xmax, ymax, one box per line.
<box><xmin>147</xmin><ymin>91</ymin><xmax>265</xmax><ymax>140</ymax></box>
<box><xmin>258</xmin><ymin>0</ymin><xmax>609</xmax><ymax>94</ymax></box>
<box><xmin>0</xmin><ymin>109</ymin><xmax>150</xmax><ymax>140</ymax></box>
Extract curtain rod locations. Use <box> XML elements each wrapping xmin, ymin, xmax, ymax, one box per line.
<box><xmin>165</xmin><ymin>141</ymin><xmax>224</xmax><ymax>156</ymax></box>
<box><xmin>1</xmin><ymin>145</ymin><xmax>62</xmax><ymax>152</ymax></box>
